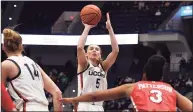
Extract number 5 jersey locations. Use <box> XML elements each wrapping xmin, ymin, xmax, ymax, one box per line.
<box><xmin>6</xmin><ymin>56</ymin><xmax>48</xmax><ymax>110</ymax></box>
<box><xmin>130</xmin><ymin>81</ymin><xmax>176</xmax><ymax>111</ymax></box>
<box><xmin>77</xmin><ymin>61</ymin><xmax>107</xmax><ymax>106</ymax></box>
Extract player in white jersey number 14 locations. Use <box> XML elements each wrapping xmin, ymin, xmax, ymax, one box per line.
<box><xmin>1</xmin><ymin>28</ymin><xmax>63</xmax><ymax>111</ymax></box>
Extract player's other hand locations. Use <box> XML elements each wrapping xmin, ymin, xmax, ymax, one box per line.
<box><xmin>59</xmin><ymin>98</ymin><xmax>78</xmax><ymax>112</ymax></box>
<box><xmin>106</xmin><ymin>12</ymin><xmax>112</xmax><ymax>30</ymax></box>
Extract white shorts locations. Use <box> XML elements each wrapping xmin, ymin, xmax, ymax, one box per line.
<box><xmin>19</xmin><ymin>102</ymin><xmax>49</xmax><ymax>111</ymax></box>
<box><xmin>77</xmin><ymin>102</ymin><xmax>104</xmax><ymax>111</ymax></box>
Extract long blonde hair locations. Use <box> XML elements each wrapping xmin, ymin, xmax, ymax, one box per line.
<box><xmin>3</xmin><ymin>28</ymin><xmax>23</xmax><ymax>53</ymax></box>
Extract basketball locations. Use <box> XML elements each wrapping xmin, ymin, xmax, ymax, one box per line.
<box><xmin>80</xmin><ymin>4</ymin><xmax>102</xmax><ymax>25</ymax></box>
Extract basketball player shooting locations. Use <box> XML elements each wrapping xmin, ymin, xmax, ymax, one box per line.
<box><xmin>76</xmin><ymin>12</ymin><xmax>119</xmax><ymax>111</ymax></box>
<box><xmin>1</xmin><ymin>28</ymin><xmax>63</xmax><ymax>111</ymax></box>
<box><xmin>61</xmin><ymin>55</ymin><xmax>192</xmax><ymax>111</ymax></box>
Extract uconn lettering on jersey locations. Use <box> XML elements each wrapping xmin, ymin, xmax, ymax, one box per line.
<box><xmin>88</xmin><ymin>71</ymin><xmax>105</xmax><ymax>78</ymax></box>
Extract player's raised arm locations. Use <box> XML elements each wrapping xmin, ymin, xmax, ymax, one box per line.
<box><xmin>77</xmin><ymin>24</ymin><xmax>95</xmax><ymax>71</ymax></box>
<box><xmin>61</xmin><ymin>84</ymin><xmax>133</xmax><ymax>103</ymax></box>
<box><xmin>176</xmin><ymin>91</ymin><xmax>192</xmax><ymax>111</ymax></box>
<box><xmin>102</xmin><ymin>13</ymin><xmax>119</xmax><ymax>72</ymax></box>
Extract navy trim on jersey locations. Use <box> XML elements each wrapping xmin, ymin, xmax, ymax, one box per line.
<box><xmin>10</xmin><ymin>81</ymin><xmax>28</xmax><ymax>111</ymax></box>
<box><xmin>99</xmin><ymin>63</ymin><xmax>105</xmax><ymax>72</ymax></box>
<box><xmin>89</xmin><ymin>61</ymin><xmax>105</xmax><ymax>71</ymax></box>
<box><xmin>6</xmin><ymin>59</ymin><xmax>21</xmax><ymax>81</ymax></box>
<box><xmin>80</xmin><ymin>73</ymin><xmax>83</xmax><ymax>89</ymax></box>
<box><xmin>77</xmin><ymin>64</ymin><xmax>90</xmax><ymax>75</ymax></box>
<box><xmin>89</xmin><ymin>60</ymin><xmax>101</xmax><ymax>67</ymax></box>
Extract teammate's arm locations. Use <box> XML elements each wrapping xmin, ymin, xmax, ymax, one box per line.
<box><xmin>38</xmin><ymin>66</ymin><xmax>63</xmax><ymax>111</ymax></box>
<box><xmin>2</xmin><ymin>61</ymin><xmax>9</xmax><ymax>86</ymax></box>
<box><xmin>61</xmin><ymin>84</ymin><xmax>133</xmax><ymax>103</ymax></box>
<box><xmin>103</xmin><ymin>13</ymin><xmax>119</xmax><ymax>72</ymax></box>
<box><xmin>77</xmin><ymin>24</ymin><xmax>95</xmax><ymax>70</ymax></box>
<box><xmin>176</xmin><ymin>91</ymin><xmax>192</xmax><ymax>111</ymax></box>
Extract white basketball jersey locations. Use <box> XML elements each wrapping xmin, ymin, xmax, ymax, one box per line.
<box><xmin>7</xmin><ymin>56</ymin><xmax>48</xmax><ymax>109</ymax></box>
<box><xmin>77</xmin><ymin>61</ymin><xmax>107</xmax><ymax>106</ymax></box>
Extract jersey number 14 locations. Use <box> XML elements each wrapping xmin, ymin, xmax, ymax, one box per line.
<box><xmin>24</xmin><ymin>64</ymin><xmax>40</xmax><ymax>80</ymax></box>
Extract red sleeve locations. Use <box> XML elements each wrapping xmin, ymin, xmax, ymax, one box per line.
<box><xmin>1</xmin><ymin>83</ymin><xmax>16</xmax><ymax>111</ymax></box>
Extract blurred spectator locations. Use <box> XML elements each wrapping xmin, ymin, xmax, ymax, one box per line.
<box><xmin>164</xmin><ymin>2</ymin><xmax>170</xmax><ymax>7</ymax></box>
<box><xmin>133</xmin><ymin>58</ymin><xmax>139</xmax><ymax>65</ymax></box>
<box><xmin>124</xmin><ymin>76</ymin><xmax>133</xmax><ymax>83</ymax></box>
<box><xmin>187</xmin><ymin>57</ymin><xmax>193</xmax><ymax>70</ymax></box>
<box><xmin>145</xmin><ymin>5</ymin><xmax>149</xmax><ymax>11</ymax></box>
<box><xmin>186</xmin><ymin>78</ymin><xmax>192</xmax><ymax>87</ymax></box>
<box><xmin>138</xmin><ymin>2</ymin><xmax>145</xmax><ymax>10</ymax></box>
<box><xmin>129</xmin><ymin>58</ymin><xmax>140</xmax><ymax>73</ymax></box>
<box><xmin>57</xmin><ymin>72</ymin><xmax>69</xmax><ymax>93</ymax></box>
<box><xmin>185</xmin><ymin>92</ymin><xmax>193</xmax><ymax>102</ymax></box>
<box><xmin>64</xmin><ymin>60</ymin><xmax>76</xmax><ymax>81</ymax></box>
<box><xmin>49</xmin><ymin>69</ymin><xmax>58</xmax><ymax>82</ymax></box>
<box><xmin>47</xmin><ymin>94</ymin><xmax>53</xmax><ymax>111</ymax></box>
<box><xmin>179</xmin><ymin>58</ymin><xmax>187</xmax><ymax>73</ymax></box>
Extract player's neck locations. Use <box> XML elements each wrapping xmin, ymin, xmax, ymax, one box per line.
<box><xmin>6</xmin><ymin>52</ymin><xmax>22</xmax><ymax>57</ymax></box>
<box><xmin>89</xmin><ymin>59</ymin><xmax>99</xmax><ymax>66</ymax></box>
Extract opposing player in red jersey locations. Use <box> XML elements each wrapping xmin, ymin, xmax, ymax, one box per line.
<box><xmin>61</xmin><ymin>55</ymin><xmax>192</xmax><ymax>111</ymax></box>
<box><xmin>1</xmin><ymin>83</ymin><xmax>16</xmax><ymax>111</ymax></box>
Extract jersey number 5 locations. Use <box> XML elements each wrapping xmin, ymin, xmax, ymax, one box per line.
<box><xmin>149</xmin><ymin>90</ymin><xmax>163</xmax><ymax>103</ymax></box>
<box><xmin>96</xmin><ymin>78</ymin><xmax>101</xmax><ymax>88</ymax></box>
<box><xmin>24</xmin><ymin>64</ymin><xmax>39</xmax><ymax>80</ymax></box>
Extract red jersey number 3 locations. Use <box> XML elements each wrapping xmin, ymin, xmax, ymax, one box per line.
<box><xmin>149</xmin><ymin>90</ymin><xmax>163</xmax><ymax>103</ymax></box>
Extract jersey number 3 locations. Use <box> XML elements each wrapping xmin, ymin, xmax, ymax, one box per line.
<box><xmin>24</xmin><ymin>64</ymin><xmax>39</xmax><ymax>80</ymax></box>
<box><xmin>149</xmin><ymin>90</ymin><xmax>163</xmax><ymax>103</ymax></box>
<box><xmin>96</xmin><ymin>78</ymin><xmax>101</xmax><ymax>88</ymax></box>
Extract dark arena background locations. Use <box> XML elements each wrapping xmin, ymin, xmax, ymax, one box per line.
<box><xmin>1</xmin><ymin>1</ymin><xmax>193</xmax><ymax>111</ymax></box>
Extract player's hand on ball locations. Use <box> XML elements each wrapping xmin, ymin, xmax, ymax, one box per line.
<box><xmin>83</xmin><ymin>22</ymin><xmax>96</xmax><ymax>29</ymax></box>
<box><xmin>106</xmin><ymin>12</ymin><xmax>112</xmax><ymax>30</ymax></box>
